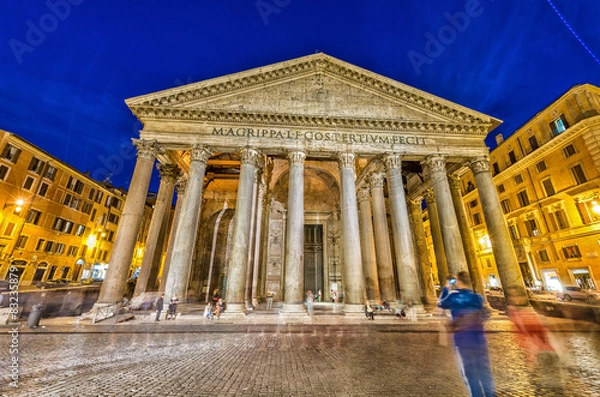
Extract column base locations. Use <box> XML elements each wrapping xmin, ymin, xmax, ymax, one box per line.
<box><xmin>342</xmin><ymin>303</ymin><xmax>366</xmax><ymax>314</ymax></box>
<box><xmin>280</xmin><ymin>303</ymin><xmax>307</xmax><ymax>317</ymax></box>
<box><xmin>221</xmin><ymin>302</ymin><xmax>247</xmax><ymax>318</ymax></box>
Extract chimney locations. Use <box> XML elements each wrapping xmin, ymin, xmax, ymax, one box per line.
<box><xmin>495</xmin><ymin>134</ymin><xmax>504</xmax><ymax>145</ymax></box>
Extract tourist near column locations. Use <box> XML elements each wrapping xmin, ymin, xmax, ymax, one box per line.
<box><xmin>159</xmin><ymin>179</ymin><xmax>185</xmax><ymax>293</ymax></box>
<box><xmin>423</xmin><ymin>188</ymin><xmax>449</xmax><ymax>286</ymax></box>
<box><xmin>370</xmin><ymin>172</ymin><xmax>396</xmax><ymax>303</ymax></box>
<box><xmin>282</xmin><ymin>150</ymin><xmax>306</xmax><ymax>314</ymax></box>
<box><xmin>164</xmin><ymin>145</ymin><xmax>212</xmax><ymax>302</ymax></box>
<box><xmin>408</xmin><ymin>197</ymin><xmax>437</xmax><ymax>305</ymax></box>
<box><xmin>134</xmin><ymin>163</ymin><xmax>180</xmax><ymax>297</ymax></box>
<box><xmin>384</xmin><ymin>153</ymin><xmax>421</xmax><ymax>308</ymax></box>
<box><xmin>338</xmin><ymin>152</ymin><xmax>366</xmax><ymax>313</ymax></box>
<box><xmin>224</xmin><ymin>147</ymin><xmax>261</xmax><ymax>315</ymax></box>
<box><xmin>96</xmin><ymin>139</ymin><xmax>160</xmax><ymax>305</ymax></box>
<box><xmin>357</xmin><ymin>186</ymin><xmax>380</xmax><ymax>303</ymax></box>
<box><xmin>423</xmin><ymin>155</ymin><xmax>468</xmax><ymax>276</ymax></box>
<box><xmin>448</xmin><ymin>174</ymin><xmax>487</xmax><ymax>299</ymax></box>
<box><xmin>470</xmin><ymin>156</ymin><xmax>529</xmax><ymax>302</ymax></box>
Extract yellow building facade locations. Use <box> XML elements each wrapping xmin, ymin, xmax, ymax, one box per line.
<box><xmin>457</xmin><ymin>84</ymin><xmax>600</xmax><ymax>292</ymax></box>
<box><xmin>0</xmin><ymin>130</ymin><xmax>152</xmax><ymax>287</ymax></box>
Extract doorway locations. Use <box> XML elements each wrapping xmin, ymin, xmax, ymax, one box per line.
<box><xmin>304</xmin><ymin>225</ymin><xmax>323</xmax><ymax>296</ymax></box>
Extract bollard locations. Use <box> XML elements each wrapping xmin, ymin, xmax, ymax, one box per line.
<box><xmin>27</xmin><ymin>304</ymin><xmax>43</xmax><ymax>328</ymax></box>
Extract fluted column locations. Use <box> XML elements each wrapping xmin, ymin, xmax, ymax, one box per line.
<box><xmin>338</xmin><ymin>152</ymin><xmax>366</xmax><ymax>312</ymax></box>
<box><xmin>448</xmin><ymin>175</ymin><xmax>486</xmax><ymax>299</ymax></box>
<box><xmin>423</xmin><ymin>155</ymin><xmax>468</xmax><ymax>276</ymax></box>
<box><xmin>251</xmin><ymin>181</ymin><xmax>266</xmax><ymax>306</ymax></box>
<box><xmin>384</xmin><ymin>153</ymin><xmax>421</xmax><ymax>306</ymax></box>
<box><xmin>164</xmin><ymin>145</ymin><xmax>212</xmax><ymax>302</ymax></box>
<box><xmin>225</xmin><ymin>148</ymin><xmax>261</xmax><ymax>315</ymax></box>
<box><xmin>370</xmin><ymin>172</ymin><xmax>396</xmax><ymax>302</ymax></box>
<box><xmin>424</xmin><ymin>189</ymin><xmax>449</xmax><ymax>285</ymax></box>
<box><xmin>409</xmin><ymin>197</ymin><xmax>437</xmax><ymax>305</ymax></box>
<box><xmin>470</xmin><ymin>156</ymin><xmax>528</xmax><ymax>304</ymax></box>
<box><xmin>282</xmin><ymin>150</ymin><xmax>306</xmax><ymax>313</ymax></box>
<box><xmin>134</xmin><ymin>163</ymin><xmax>180</xmax><ymax>297</ymax></box>
<box><xmin>244</xmin><ymin>169</ymin><xmax>259</xmax><ymax>309</ymax></box>
<box><xmin>159</xmin><ymin>180</ymin><xmax>185</xmax><ymax>293</ymax></box>
<box><xmin>96</xmin><ymin>139</ymin><xmax>159</xmax><ymax>305</ymax></box>
<box><xmin>357</xmin><ymin>187</ymin><xmax>380</xmax><ymax>302</ymax></box>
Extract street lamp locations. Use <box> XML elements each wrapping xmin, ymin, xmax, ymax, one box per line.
<box><xmin>2</xmin><ymin>198</ymin><xmax>25</xmax><ymax>214</ymax></box>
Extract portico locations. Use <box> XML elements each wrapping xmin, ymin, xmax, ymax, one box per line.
<box><xmin>95</xmin><ymin>53</ymin><xmax>528</xmax><ymax>315</ymax></box>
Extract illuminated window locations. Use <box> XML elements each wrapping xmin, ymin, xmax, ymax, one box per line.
<box><xmin>0</xmin><ymin>144</ymin><xmax>21</xmax><ymax>163</ymax></box>
<box><xmin>538</xmin><ymin>250</ymin><xmax>550</xmax><ymax>262</ymax></box>
<box><xmin>550</xmin><ymin>114</ymin><xmax>568</xmax><ymax>135</ymax></box>
<box><xmin>562</xmin><ymin>245</ymin><xmax>581</xmax><ymax>259</ymax></box>
<box><xmin>525</xmin><ymin>219</ymin><xmax>540</xmax><ymax>237</ymax></box>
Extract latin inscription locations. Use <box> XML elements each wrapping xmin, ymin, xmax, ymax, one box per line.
<box><xmin>212</xmin><ymin>127</ymin><xmax>427</xmax><ymax>145</ymax></box>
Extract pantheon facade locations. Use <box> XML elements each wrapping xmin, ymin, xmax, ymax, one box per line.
<box><xmin>95</xmin><ymin>54</ymin><xmax>527</xmax><ymax>316</ymax></box>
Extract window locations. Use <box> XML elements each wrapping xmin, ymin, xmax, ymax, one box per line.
<box><xmin>549</xmin><ymin>209</ymin><xmax>569</xmax><ymax>230</ymax></box>
<box><xmin>525</xmin><ymin>219</ymin><xmax>540</xmax><ymax>237</ymax></box>
<box><xmin>25</xmin><ymin>209</ymin><xmax>41</xmax><ymax>225</ymax></box>
<box><xmin>550</xmin><ymin>114</ymin><xmax>569</xmax><ymax>135</ymax></box>
<box><xmin>15</xmin><ymin>235</ymin><xmax>28</xmax><ymax>249</ymax></box>
<box><xmin>67</xmin><ymin>246</ymin><xmax>78</xmax><ymax>257</ymax></box>
<box><xmin>542</xmin><ymin>179</ymin><xmax>556</xmax><ymax>196</ymax></box>
<box><xmin>3</xmin><ymin>222</ymin><xmax>15</xmax><ymax>236</ymax></box>
<box><xmin>508</xmin><ymin>225</ymin><xmax>519</xmax><ymax>240</ymax></box>
<box><xmin>0</xmin><ymin>144</ymin><xmax>21</xmax><ymax>163</ymax></box>
<box><xmin>44</xmin><ymin>241</ymin><xmax>55</xmax><ymax>253</ymax></box>
<box><xmin>79</xmin><ymin>245</ymin><xmax>87</xmax><ymax>257</ymax></box>
<box><xmin>528</xmin><ymin>135</ymin><xmax>539</xmax><ymax>151</ymax></box>
<box><xmin>517</xmin><ymin>190</ymin><xmax>530</xmax><ymax>207</ymax></box>
<box><xmin>43</xmin><ymin>164</ymin><xmax>57</xmax><ymax>181</ymax></box>
<box><xmin>501</xmin><ymin>199</ymin><xmax>511</xmax><ymax>214</ymax></box>
<box><xmin>38</xmin><ymin>182</ymin><xmax>49</xmax><ymax>197</ymax></box>
<box><xmin>497</xmin><ymin>184</ymin><xmax>505</xmax><ymax>194</ymax></box>
<box><xmin>82</xmin><ymin>201</ymin><xmax>92</xmax><ymax>214</ymax></box>
<box><xmin>472</xmin><ymin>212</ymin><xmax>482</xmax><ymax>225</ymax></box>
<box><xmin>508</xmin><ymin>151</ymin><xmax>517</xmax><ymax>165</ymax></box>
<box><xmin>94</xmin><ymin>191</ymin><xmax>103</xmax><ymax>204</ymax></box>
<box><xmin>35</xmin><ymin>238</ymin><xmax>46</xmax><ymax>251</ymax></box>
<box><xmin>75</xmin><ymin>224</ymin><xmax>86</xmax><ymax>237</ymax></box>
<box><xmin>514</xmin><ymin>174</ymin><xmax>523</xmax><ymax>185</ymax></box>
<box><xmin>52</xmin><ymin>217</ymin><xmax>73</xmax><ymax>233</ymax></box>
<box><xmin>0</xmin><ymin>164</ymin><xmax>8</xmax><ymax>180</ymax></box>
<box><xmin>107</xmin><ymin>230</ymin><xmax>115</xmax><ymax>242</ymax></box>
<box><xmin>536</xmin><ymin>161</ymin><xmax>547</xmax><ymax>173</ymax></box>
<box><xmin>28</xmin><ymin>157</ymin><xmax>45</xmax><ymax>174</ymax></box>
<box><xmin>570</xmin><ymin>164</ymin><xmax>587</xmax><ymax>184</ymax></box>
<box><xmin>55</xmin><ymin>243</ymin><xmax>65</xmax><ymax>255</ymax></box>
<box><xmin>23</xmin><ymin>176</ymin><xmax>35</xmax><ymax>190</ymax></box>
<box><xmin>562</xmin><ymin>245</ymin><xmax>581</xmax><ymax>259</ymax></box>
<box><xmin>575</xmin><ymin>200</ymin><xmax>600</xmax><ymax>224</ymax></box>
<box><xmin>469</xmin><ymin>199</ymin><xmax>478</xmax><ymax>208</ymax></box>
<box><xmin>108</xmin><ymin>213</ymin><xmax>120</xmax><ymax>225</ymax></box>
<box><xmin>538</xmin><ymin>250</ymin><xmax>550</xmax><ymax>262</ymax></box>
<box><xmin>492</xmin><ymin>162</ymin><xmax>500</xmax><ymax>176</ymax></box>
<box><xmin>67</xmin><ymin>176</ymin><xmax>84</xmax><ymax>194</ymax></box>
<box><xmin>90</xmin><ymin>208</ymin><xmax>96</xmax><ymax>222</ymax></box>
<box><xmin>88</xmin><ymin>188</ymin><xmax>96</xmax><ymax>200</ymax></box>
<box><xmin>563</xmin><ymin>144</ymin><xmax>576</xmax><ymax>158</ymax></box>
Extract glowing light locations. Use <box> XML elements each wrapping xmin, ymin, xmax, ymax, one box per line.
<box><xmin>592</xmin><ymin>201</ymin><xmax>600</xmax><ymax>215</ymax></box>
<box><xmin>87</xmin><ymin>234</ymin><xmax>97</xmax><ymax>247</ymax></box>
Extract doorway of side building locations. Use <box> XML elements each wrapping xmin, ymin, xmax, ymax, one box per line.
<box><xmin>571</xmin><ymin>268</ymin><xmax>596</xmax><ymax>289</ymax></box>
<box><xmin>304</xmin><ymin>225</ymin><xmax>324</xmax><ymax>298</ymax></box>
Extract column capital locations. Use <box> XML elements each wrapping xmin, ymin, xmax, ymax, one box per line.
<box><xmin>190</xmin><ymin>145</ymin><xmax>213</xmax><ymax>164</ymax></box>
<box><xmin>175</xmin><ymin>178</ymin><xmax>187</xmax><ymax>196</ymax></box>
<box><xmin>423</xmin><ymin>188</ymin><xmax>435</xmax><ymax>202</ymax></box>
<box><xmin>422</xmin><ymin>155</ymin><xmax>447</xmax><ymax>173</ymax></box>
<box><xmin>383</xmin><ymin>153</ymin><xmax>402</xmax><ymax>171</ymax></box>
<box><xmin>287</xmin><ymin>150</ymin><xmax>306</xmax><ymax>166</ymax></box>
<box><xmin>157</xmin><ymin>163</ymin><xmax>181</xmax><ymax>183</ymax></box>
<box><xmin>469</xmin><ymin>156</ymin><xmax>491</xmax><ymax>174</ymax></box>
<box><xmin>240</xmin><ymin>147</ymin><xmax>261</xmax><ymax>167</ymax></box>
<box><xmin>409</xmin><ymin>197</ymin><xmax>423</xmax><ymax>210</ymax></box>
<box><xmin>370</xmin><ymin>172</ymin><xmax>386</xmax><ymax>189</ymax></box>
<box><xmin>357</xmin><ymin>187</ymin><xmax>371</xmax><ymax>203</ymax></box>
<box><xmin>336</xmin><ymin>151</ymin><xmax>355</xmax><ymax>168</ymax></box>
<box><xmin>448</xmin><ymin>174</ymin><xmax>461</xmax><ymax>191</ymax></box>
<box><xmin>132</xmin><ymin>139</ymin><xmax>161</xmax><ymax>160</ymax></box>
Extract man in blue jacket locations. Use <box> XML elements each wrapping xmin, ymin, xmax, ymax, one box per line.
<box><xmin>438</xmin><ymin>271</ymin><xmax>496</xmax><ymax>397</ymax></box>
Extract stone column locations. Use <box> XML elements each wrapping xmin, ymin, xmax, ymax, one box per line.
<box><xmin>357</xmin><ymin>187</ymin><xmax>380</xmax><ymax>302</ymax></box>
<box><xmin>423</xmin><ymin>189</ymin><xmax>449</xmax><ymax>285</ymax></box>
<box><xmin>159</xmin><ymin>180</ymin><xmax>185</xmax><ymax>293</ymax></box>
<box><xmin>251</xmin><ymin>181</ymin><xmax>266</xmax><ymax>307</ymax></box>
<box><xmin>370</xmin><ymin>172</ymin><xmax>396</xmax><ymax>303</ymax></box>
<box><xmin>338</xmin><ymin>152</ymin><xmax>365</xmax><ymax>312</ymax></box>
<box><xmin>164</xmin><ymin>145</ymin><xmax>212</xmax><ymax>302</ymax></box>
<box><xmin>134</xmin><ymin>163</ymin><xmax>180</xmax><ymax>297</ymax></box>
<box><xmin>224</xmin><ymin>148</ymin><xmax>261</xmax><ymax>316</ymax></box>
<box><xmin>448</xmin><ymin>174</ymin><xmax>487</xmax><ymax>299</ymax></box>
<box><xmin>423</xmin><ymin>155</ymin><xmax>468</xmax><ymax>276</ymax></box>
<box><xmin>384</xmin><ymin>153</ymin><xmax>421</xmax><ymax>306</ymax></box>
<box><xmin>282</xmin><ymin>150</ymin><xmax>306</xmax><ymax>314</ymax></box>
<box><xmin>470</xmin><ymin>156</ymin><xmax>528</xmax><ymax>304</ymax></box>
<box><xmin>409</xmin><ymin>197</ymin><xmax>437</xmax><ymax>305</ymax></box>
<box><xmin>244</xmin><ymin>169</ymin><xmax>259</xmax><ymax>309</ymax></box>
<box><xmin>96</xmin><ymin>139</ymin><xmax>159</xmax><ymax>305</ymax></box>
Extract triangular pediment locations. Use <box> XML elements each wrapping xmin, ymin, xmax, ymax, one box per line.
<box><xmin>126</xmin><ymin>53</ymin><xmax>500</xmax><ymax>131</ymax></box>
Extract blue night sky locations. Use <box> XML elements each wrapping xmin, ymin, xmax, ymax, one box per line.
<box><xmin>1</xmin><ymin>0</ymin><xmax>599</xmax><ymax>192</ymax></box>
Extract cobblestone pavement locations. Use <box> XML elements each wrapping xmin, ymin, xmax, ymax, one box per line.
<box><xmin>0</xmin><ymin>327</ymin><xmax>599</xmax><ymax>397</ymax></box>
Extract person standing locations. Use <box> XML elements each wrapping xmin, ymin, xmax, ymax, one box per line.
<box><xmin>438</xmin><ymin>271</ymin><xmax>496</xmax><ymax>397</ymax></box>
<box><xmin>365</xmin><ymin>302</ymin><xmax>374</xmax><ymax>320</ymax></box>
<box><xmin>305</xmin><ymin>290</ymin><xmax>314</xmax><ymax>315</ymax></box>
<box><xmin>167</xmin><ymin>293</ymin><xmax>179</xmax><ymax>320</ymax></box>
<box><xmin>317</xmin><ymin>289</ymin><xmax>323</xmax><ymax>302</ymax></box>
<box><xmin>155</xmin><ymin>294</ymin><xmax>164</xmax><ymax>322</ymax></box>
<box><xmin>266</xmin><ymin>290</ymin><xmax>274</xmax><ymax>309</ymax></box>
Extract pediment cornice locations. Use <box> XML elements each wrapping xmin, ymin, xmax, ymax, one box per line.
<box><xmin>131</xmin><ymin>105</ymin><xmax>491</xmax><ymax>135</ymax></box>
<box><xmin>126</xmin><ymin>53</ymin><xmax>500</xmax><ymax>129</ymax></box>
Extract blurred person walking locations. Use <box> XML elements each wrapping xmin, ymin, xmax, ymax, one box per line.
<box><xmin>155</xmin><ymin>294</ymin><xmax>164</xmax><ymax>322</ymax></box>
